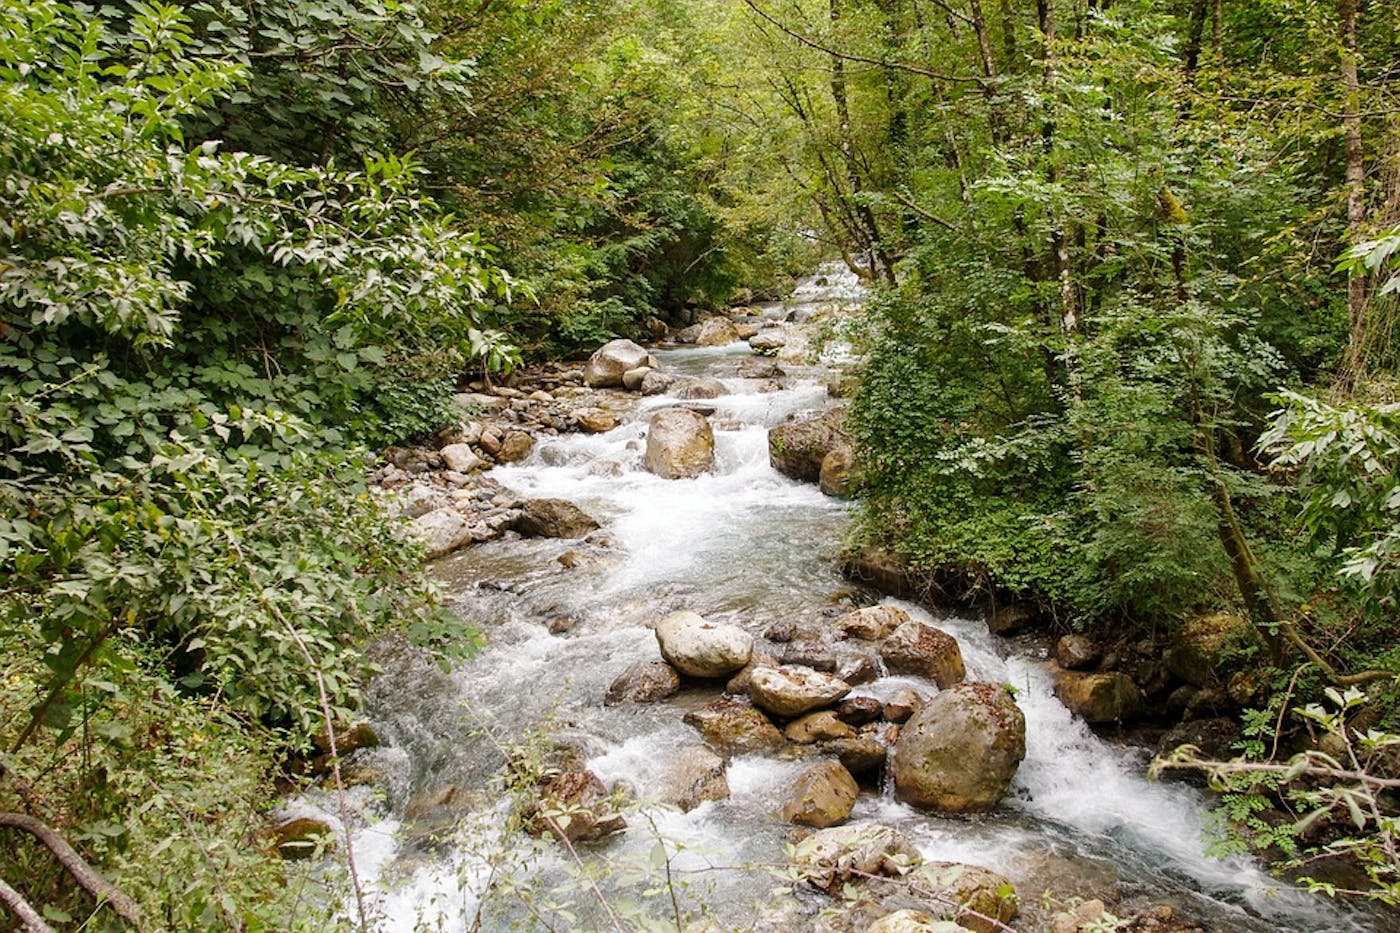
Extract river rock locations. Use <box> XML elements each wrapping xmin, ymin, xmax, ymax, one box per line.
<box><xmin>837</xmin><ymin>696</ymin><xmax>885</xmax><ymax>726</ymax></box>
<box><xmin>272</xmin><ymin>817</ymin><xmax>335</xmax><ymax>860</ymax></box>
<box><xmin>1056</xmin><ymin>634</ymin><xmax>1101</xmax><ymax>670</ymax></box>
<box><xmin>881</xmin><ymin>622</ymin><xmax>966</xmax><ymax>689</ymax></box>
<box><xmin>823</xmin><ymin>734</ymin><xmax>888</xmax><ymax>776</ymax></box>
<box><xmin>897</xmin><ymin>862</ymin><xmax>1020</xmax><ymax>933</ymax></box>
<box><xmin>622</xmin><ymin>366</ymin><xmax>651</xmax><ymax>391</ymax></box>
<box><xmin>840</xmin><ymin>545</ymin><xmax>922</xmax><ymax>600</ymax></box>
<box><xmin>655</xmin><ymin>611</ymin><xmax>753</xmax><ymax>678</ymax></box>
<box><xmin>779</xmin><ymin>758</ymin><xmax>859</xmax><ymax>828</ymax></box>
<box><xmin>819</xmin><ymin>446</ymin><xmax>857</xmax><ymax>498</ymax></box>
<box><xmin>497</xmin><ymin>431</ymin><xmax>534</xmax><ymax>463</ymax></box>
<box><xmin>644</xmin><ymin>408</ymin><xmax>715</xmax><ymax>479</ymax></box>
<box><xmin>523</xmin><ymin>769</ymin><xmax>626</xmax><ymax>844</ymax></box>
<box><xmin>477</xmin><ymin>427</ymin><xmax>503</xmax><ymax>457</ymax></box>
<box><xmin>738</xmin><ymin>357</ymin><xmax>785</xmax><ymax>380</ymax></box>
<box><xmin>574</xmin><ymin>407</ymin><xmax>619</xmax><ymax>433</ymax></box>
<box><xmin>656</xmin><ymin>746</ymin><xmax>729</xmax><ymax>812</ymax></box>
<box><xmin>513</xmin><ymin>498</ymin><xmax>600</xmax><ymax>539</ymax></box>
<box><xmin>769</xmin><ymin>408</ymin><xmax>849</xmax><ymax>483</ymax></box>
<box><xmin>398</xmin><ymin>484</ymin><xmax>449</xmax><ymax>519</ymax></box>
<box><xmin>412</xmin><ymin>507</ymin><xmax>473</xmax><ymax>559</ymax></box>
<box><xmin>836</xmin><ymin>605</ymin><xmax>911</xmax><ymax>641</ymax></box>
<box><xmin>866</xmin><ymin>911</ymin><xmax>963</xmax><ymax>933</ymax></box>
<box><xmin>674</xmin><ymin>323</ymin><xmax>702</xmax><ymax>344</ymax></box>
<box><xmin>790</xmin><ymin>823</ymin><xmax>921</xmax><ymax>891</ymax></box>
<box><xmin>696</xmin><ymin>317</ymin><xmax>742</xmax><ymax>346</ymax></box>
<box><xmin>675</xmin><ymin>377</ymin><xmax>728</xmax><ymax>400</ymax></box>
<box><xmin>785</xmin><ymin>710</ymin><xmax>856</xmax><ymax>744</ymax></box>
<box><xmin>749</xmin><ymin>665</ymin><xmax>852</xmax><ymax>718</ymax></box>
<box><xmin>883</xmin><ymin>689</ymin><xmax>924</xmax><ymax>723</ymax></box>
<box><xmin>683</xmin><ymin>697</ymin><xmax>784</xmax><ymax>754</ymax></box>
<box><xmin>749</xmin><ymin>331</ymin><xmax>786</xmax><ymax>355</ymax></box>
<box><xmin>584</xmin><ymin>339</ymin><xmax>650</xmax><ymax>388</ymax></box>
<box><xmin>986</xmin><ymin>602</ymin><xmax>1039</xmax><ymax>636</ymax></box>
<box><xmin>891</xmin><ymin>682</ymin><xmax>1026</xmax><ymax>815</ymax></box>
<box><xmin>1165</xmin><ymin>612</ymin><xmax>1261</xmax><ymax>687</ymax></box>
<box><xmin>313</xmin><ymin>722</ymin><xmax>380</xmax><ymax>757</ymax></box>
<box><xmin>837</xmin><ymin>654</ymin><xmax>881</xmax><ymax>686</ymax></box>
<box><xmin>641</xmin><ymin>370</ymin><xmax>678</xmax><ymax>395</ymax></box>
<box><xmin>604</xmin><ymin>660</ymin><xmax>681</xmax><ymax>705</ymax></box>
<box><xmin>1053</xmin><ymin>670</ymin><xmax>1144</xmax><ymax>723</ymax></box>
<box><xmin>439</xmin><ymin>443</ymin><xmax>486</xmax><ymax>474</ymax></box>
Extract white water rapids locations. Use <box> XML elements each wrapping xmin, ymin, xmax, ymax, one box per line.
<box><xmin>285</xmin><ymin>266</ymin><xmax>1376</xmax><ymax>931</ymax></box>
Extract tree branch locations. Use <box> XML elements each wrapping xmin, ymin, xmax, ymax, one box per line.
<box><xmin>0</xmin><ymin>879</ymin><xmax>54</xmax><ymax>933</ymax></box>
<box><xmin>0</xmin><ymin>813</ymin><xmax>144</xmax><ymax>928</ymax></box>
<box><xmin>741</xmin><ymin>0</ymin><xmax>984</xmax><ymax>84</ymax></box>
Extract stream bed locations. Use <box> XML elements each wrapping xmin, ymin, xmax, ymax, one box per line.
<box><xmin>293</xmin><ymin>267</ymin><xmax>1379</xmax><ymax>931</ymax></box>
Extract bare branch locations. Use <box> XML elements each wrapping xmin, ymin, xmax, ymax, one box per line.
<box><xmin>0</xmin><ymin>879</ymin><xmax>54</xmax><ymax>933</ymax></box>
<box><xmin>0</xmin><ymin>813</ymin><xmax>144</xmax><ymax>928</ymax></box>
<box><xmin>741</xmin><ymin>0</ymin><xmax>984</xmax><ymax>84</ymax></box>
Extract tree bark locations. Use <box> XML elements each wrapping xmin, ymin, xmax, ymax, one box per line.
<box><xmin>1337</xmin><ymin>0</ymin><xmax>1369</xmax><ymax>392</ymax></box>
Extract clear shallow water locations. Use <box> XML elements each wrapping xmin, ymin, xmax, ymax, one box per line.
<box><xmin>303</xmin><ymin>265</ymin><xmax>1376</xmax><ymax>931</ymax></box>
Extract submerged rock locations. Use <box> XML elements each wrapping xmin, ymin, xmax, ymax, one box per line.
<box><xmin>523</xmin><ymin>770</ymin><xmax>626</xmax><ymax>844</ymax></box>
<box><xmin>655</xmin><ymin>611</ymin><xmax>753</xmax><ymax>678</ymax></box>
<box><xmin>683</xmin><ymin>696</ymin><xmax>785</xmax><ymax>754</ymax></box>
<box><xmin>512</xmin><ymin>498</ymin><xmax>600</xmax><ymax>539</ymax></box>
<box><xmin>656</xmin><ymin>746</ymin><xmax>730</xmax><ymax>811</ymax></box>
<box><xmin>891</xmin><ymin>682</ymin><xmax>1026</xmax><ymax>815</ymax></box>
<box><xmin>604</xmin><ymin>660</ymin><xmax>681</xmax><ymax>705</ymax></box>
<box><xmin>644</xmin><ymin>408</ymin><xmax>715</xmax><ymax>479</ymax></box>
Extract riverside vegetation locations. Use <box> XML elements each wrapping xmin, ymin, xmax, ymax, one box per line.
<box><xmin>2</xmin><ymin>0</ymin><xmax>1400</xmax><ymax>929</ymax></box>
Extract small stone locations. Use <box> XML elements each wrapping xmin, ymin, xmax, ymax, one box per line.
<box><xmin>785</xmin><ymin>711</ymin><xmax>856</xmax><ymax>744</ymax></box>
<box><xmin>574</xmin><ymin>407</ymin><xmax>620</xmax><ymax>433</ymax></box>
<box><xmin>497</xmin><ymin>431</ymin><xmax>534</xmax><ymax>463</ymax></box>
<box><xmin>439</xmin><ymin>443</ymin><xmax>485</xmax><ymax>474</ymax></box>
<box><xmin>1056</xmin><ymin>634</ymin><xmax>1101</xmax><ymax>670</ymax></box>
<box><xmin>835</xmin><ymin>605</ymin><xmax>911</xmax><ymax>640</ymax></box>
<box><xmin>837</xmin><ymin>696</ymin><xmax>885</xmax><ymax>727</ymax></box>
<box><xmin>778</xmin><ymin>758</ymin><xmax>859</xmax><ymax>828</ymax></box>
<box><xmin>604</xmin><ymin>660</ymin><xmax>682</xmax><ymax>705</ymax></box>
<box><xmin>883</xmin><ymin>689</ymin><xmax>924</xmax><ymax>723</ymax></box>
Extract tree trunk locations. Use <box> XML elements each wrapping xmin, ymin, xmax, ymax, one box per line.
<box><xmin>829</xmin><ymin>0</ymin><xmax>897</xmax><ymax>284</ymax></box>
<box><xmin>1337</xmin><ymin>0</ymin><xmax>1369</xmax><ymax>392</ymax></box>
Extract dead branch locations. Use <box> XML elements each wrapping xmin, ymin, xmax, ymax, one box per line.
<box><xmin>0</xmin><ymin>879</ymin><xmax>54</xmax><ymax>933</ymax></box>
<box><xmin>0</xmin><ymin>813</ymin><xmax>144</xmax><ymax>929</ymax></box>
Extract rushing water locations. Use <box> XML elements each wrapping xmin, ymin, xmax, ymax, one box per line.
<box><xmin>290</xmin><ymin>265</ymin><xmax>1377</xmax><ymax>931</ymax></box>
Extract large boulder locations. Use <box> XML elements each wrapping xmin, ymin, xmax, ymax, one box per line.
<box><xmin>584</xmin><ymin>339</ymin><xmax>651</xmax><ymax>388</ymax></box>
<box><xmin>1052</xmin><ymin>670</ymin><xmax>1144</xmax><ymax>723</ymax></box>
<box><xmin>604</xmin><ymin>660</ymin><xmax>681</xmax><ymax>706</ymax></box>
<box><xmin>644</xmin><ymin>408</ymin><xmax>715</xmax><ymax>479</ymax></box>
<box><xmin>1165</xmin><ymin>612</ymin><xmax>1262</xmax><ymax>688</ymax></box>
<box><xmin>522</xmin><ymin>769</ymin><xmax>626</xmax><ymax>844</ymax></box>
<box><xmin>769</xmin><ymin>408</ymin><xmax>849</xmax><ymax>483</ymax></box>
<box><xmin>695</xmin><ymin>317</ymin><xmax>742</xmax><ymax>346</ymax></box>
<box><xmin>819</xmin><ymin>446</ymin><xmax>857</xmax><ymax>498</ymax></box>
<box><xmin>655</xmin><ymin>746</ymin><xmax>730</xmax><ymax>812</ymax></box>
<box><xmin>789</xmin><ymin>824</ymin><xmax>921</xmax><ymax>892</ymax></box>
<box><xmin>412</xmin><ymin>507</ymin><xmax>472</xmax><ymax>559</ymax></box>
<box><xmin>512</xmin><ymin>498</ymin><xmax>600</xmax><ymax>539</ymax></box>
<box><xmin>881</xmin><ymin>622</ymin><xmax>967</xmax><ymax>689</ymax></box>
<box><xmin>891</xmin><ymin>682</ymin><xmax>1026</xmax><ymax>815</ymax></box>
<box><xmin>779</xmin><ymin>758</ymin><xmax>860</xmax><ymax>828</ymax></box>
<box><xmin>836</xmin><ymin>605</ymin><xmax>911</xmax><ymax>641</ymax></box>
<box><xmin>654</xmin><ymin>611</ymin><xmax>753</xmax><ymax>678</ymax></box>
<box><xmin>748</xmin><ymin>665</ymin><xmax>852</xmax><ymax>718</ymax></box>
<box><xmin>682</xmin><ymin>697</ymin><xmax>785</xmax><ymax>754</ymax></box>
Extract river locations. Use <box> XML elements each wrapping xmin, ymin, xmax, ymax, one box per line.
<box><xmin>288</xmin><ymin>265</ymin><xmax>1375</xmax><ymax>931</ymax></box>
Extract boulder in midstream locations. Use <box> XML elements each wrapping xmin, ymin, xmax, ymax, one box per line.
<box><xmin>654</xmin><ymin>611</ymin><xmax>752</xmax><ymax>678</ymax></box>
<box><xmin>748</xmin><ymin>665</ymin><xmax>852</xmax><ymax>718</ymax></box>
<box><xmin>890</xmin><ymin>681</ymin><xmax>1026</xmax><ymax>815</ymax></box>
<box><xmin>643</xmin><ymin>408</ymin><xmax>715</xmax><ymax>479</ymax></box>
